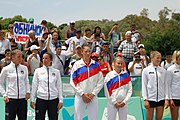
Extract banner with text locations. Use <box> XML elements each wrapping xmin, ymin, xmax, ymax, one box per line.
<box><xmin>13</xmin><ymin>22</ymin><xmax>44</xmax><ymax>44</ymax></box>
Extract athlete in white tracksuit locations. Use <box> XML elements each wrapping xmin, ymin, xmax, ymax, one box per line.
<box><xmin>70</xmin><ymin>44</ymin><xmax>103</xmax><ymax>120</ymax></box>
<box><xmin>104</xmin><ymin>56</ymin><xmax>132</xmax><ymax>120</ymax></box>
<box><xmin>0</xmin><ymin>49</ymin><xmax>30</xmax><ymax>120</ymax></box>
<box><xmin>167</xmin><ymin>50</ymin><xmax>180</xmax><ymax>120</ymax></box>
<box><xmin>30</xmin><ymin>52</ymin><xmax>63</xmax><ymax>120</ymax></box>
<box><xmin>142</xmin><ymin>51</ymin><xmax>169</xmax><ymax>120</ymax></box>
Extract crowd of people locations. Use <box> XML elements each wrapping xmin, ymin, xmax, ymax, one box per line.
<box><xmin>0</xmin><ymin>19</ymin><xmax>179</xmax><ymax>120</ymax></box>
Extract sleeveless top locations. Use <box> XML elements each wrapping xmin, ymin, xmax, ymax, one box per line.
<box><xmin>67</xmin><ymin>29</ymin><xmax>77</xmax><ymax>38</ymax></box>
<box><xmin>110</xmin><ymin>31</ymin><xmax>120</xmax><ymax>46</ymax></box>
<box><xmin>26</xmin><ymin>38</ymin><xmax>39</xmax><ymax>55</ymax></box>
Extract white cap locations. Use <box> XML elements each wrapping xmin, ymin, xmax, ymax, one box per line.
<box><xmin>30</xmin><ymin>45</ymin><xmax>40</xmax><ymax>51</ymax></box>
<box><xmin>61</xmin><ymin>46</ymin><xmax>67</xmax><ymax>50</ymax></box>
<box><xmin>125</xmin><ymin>31</ymin><xmax>131</xmax><ymax>35</ymax></box>
<box><xmin>138</xmin><ymin>44</ymin><xmax>144</xmax><ymax>48</ymax></box>
<box><xmin>70</xmin><ymin>20</ymin><xmax>75</xmax><ymax>24</ymax></box>
<box><xmin>76</xmin><ymin>45</ymin><xmax>81</xmax><ymax>49</ymax></box>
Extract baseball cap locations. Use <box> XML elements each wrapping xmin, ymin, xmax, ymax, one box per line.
<box><xmin>30</xmin><ymin>45</ymin><xmax>40</xmax><ymax>51</ymax></box>
<box><xmin>76</xmin><ymin>45</ymin><xmax>81</xmax><ymax>49</ymax></box>
<box><xmin>91</xmin><ymin>52</ymin><xmax>99</xmax><ymax>57</ymax></box>
<box><xmin>116</xmin><ymin>52</ymin><xmax>123</xmax><ymax>57</ymax></box>
<box><xmin>134</xmin><ymin>51</ymin><xmax>140</xmax><ymax>56</ymax></box>
<box><xmin>70</xmin><ymin>20</ymin><xmax>75</xmax><ymax>24</ymax></box>
<box><xmin>76</xmin><ymin>29</ymin><xmax>81</xmax><ymax>33</ymax></box>
<box><xmin>125</xmin><ymin>31</ymin><xmax>131</xmax><ymax>36</ymax></box>
<box><xmin>138</xmin><ymin>44</ymin><xmax>144</xmax><ymax>49</ymax></box>
<box><xmin>8</xmin><ymin>24</ymin><xmax>14</xmax><ymax>28</ymax></box>
<box><xmin>61</xmin><ymin>46</ymin><xmax>67</xmax><ymax>50</ymax></box>
<box><xmin>29</xmin><ymin>18</ymin><xmax>34</xmax><ymax>23</ymax></box>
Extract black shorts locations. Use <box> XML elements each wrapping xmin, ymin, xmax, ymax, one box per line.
<box><xmin>172</xmin><ymin>99</ymin><xmax>180</xmax><ymax>106</ymax></box>
<box><xmin>148</xmin><ymin>100</ymin><xmax>165</xmax><ymax>108</ymax></box>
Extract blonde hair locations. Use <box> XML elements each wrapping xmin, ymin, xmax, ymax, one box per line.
<box><xmin>172</xmin><ymin>50</ymin><xmax>180</xmax><ymax>63</ymax></box>
<box><xmin>11</xmin><ymin>49</ymin><xmax>21</xmax><ymax>56</ymax></box>
<box><xmin>150</xmin><ymin>51</ymin><xmax>161</xmax><ymax>59</ymax></box>
<box><xmin>28</xmin><ymin>30</ymin><xmax>34</xmax><ymax>35</ymax></box>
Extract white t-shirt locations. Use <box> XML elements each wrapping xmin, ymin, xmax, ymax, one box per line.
<box><xmin>128</xmin><ymin>61</ymin><xmax>143</xmax><ymax>76</ymax></box>
<box><xmin>66</xmin><ymin>36</ymin><xmax>86</xmax><ymax>52</ymax></box>
<box><xmin>27</xmin><ymin>54</ymin><xmax>40</xmax><ymax>75</ymax></box>
<box><xmin>160</xmin><ymin>60</ymin><xmax>174</xmax><ymax>70</ymax></box>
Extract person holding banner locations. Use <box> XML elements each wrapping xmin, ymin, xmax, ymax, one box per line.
<box><xmin>167</xmin><ymin>50</ymin><xmax>180</xmax><ymax>120</ymax></box>
<box><xmin>104</xmin><ymin>56</ymin><xmax>132</xmax><ymax>120</ymax></box>
<box><xmin>30</xmin><ymin>52</ymin><xmax>63</xmax><ymax>120</ymax></box>
<box><xmin>142</xmin><ymin>51</ymin><xmax>169</xmax><ymax>120</ymax></box>
<box><xmin>70</xmin><ymin>44</ymin><xmax>104</xmax><ymax>120</ymax></box>
<box><xmin>24</xmin><ymin>30</ymin><xmax>42</xmax><ymax>57</ymax></box>
<box><xmin>0</xmin><ymin>49</ymin><xmax>30</xmax><ymax>120</ymax></box>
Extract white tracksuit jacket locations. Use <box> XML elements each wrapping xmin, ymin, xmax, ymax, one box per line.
<box><xmin>167</xmin><ymin>63</ymin><xmax>180</xmax><ymax>99</ymax></box>
<box><xmin>104</xmin><ymin>70</ymin><xmax>132</xmax><ymax>105</ymax></box>
<box><xmin>0</xmin><ymin>62</ymin><xmax>30</xmax><ymax>99</ymax></box>
<box><xmin>31</xmin><ymin>65</ymin><xmax>63</xmax><ymax>103</ymax></box>
<box><xmin>142</xmin><ymin>64</ymin><xmax>169</xmax><ymax>101</ymax></box>
<box><xmin>70</xmin><ymin>59</ymin><xmax>104</xmax><ymax>96</ymax></box>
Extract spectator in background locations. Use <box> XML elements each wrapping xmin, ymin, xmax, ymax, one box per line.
<box><xmin>0</xmin><ymin>30</ymin><xmax>11</xmax><ymax>60</ymax></box>
<box><xmin>46</xmin><ymin>36</ymin><xmax>74</xmax><ymax>75</ymax></box>
<box><xmin>41</xmin><ymin>20</ymin><xmax>48</xmax><ymax>33</ymax></box>
<box><xmin>91</xmin><ymin>52</ymin><xmax>99</xmax><ymax>62</ymax></box>
<box><xmin>5</xmin><ymin>24</ymin><xmax>15</xmax><ymax>40</ymax></box>
<box><xmin>50</xmin><ymin>26</ymin><xmax>61</xmax><ymax>40</ymax></box>
<box><xmin>27</xmin><ymin>45</ymin><xmax>41</xmax><ymax>75</ymax></box>
<box><xmin>98</xmin><ymin>56</ymin><xmax>111</xmax><ymax>77</ymax></box>
<box><xmin>39</xmin><ymin>32</ymin><xmax>49</xmax><ymax>50</ymax></box>
<box><xmin>28</xmin><ymin>18</ymin><xmax>34</xmax><ymax>24</ymax></box>
<box><xmin>100</xmin><ymin>42</ymin><xmax>113</xmax><ymax>65</ymax></box>
<box><xmin>68</xmin><ymin>45</ymin><xmax>83</xmax><ymax>74</ymax></box>
<box><xmin>167</xmin><ymin>50</ymin><xmax>180</xmax><ymax>120</ymax></box>
<box><xmin>118</xmin><ymin>31</ymin><xmax>137</xmax><ymax>72</ymax></box>
<box><xmin>91</xmin><ymin>33</ymin><xmax>104</xmax><ymax>54</ymax></box>
<box><xmin>142</xmin><ymin>51</ymin><xmax>169</xmax><ymax>120</ymax></box>
<box><xmin>108</xmin><ymin>23</ymin><xmax>123</xmax><ymax>54</ymax></box>
<box><xmin>65</xmin><ymin>30</ymin><xmax>86</xmax><ymax>54</ymax></box>
<box><xmin>64</xmin><ymin>21</ymin><xmax>77</xmax><ymax>40</ymax></box>
<box><xmin>5</xmin><ymin>24</ymin><xmax>21</xmax><ymax>50</ymax></box>
<box><xmin>138</xmin><ymin>44</ymin><xmax>149</xmax><ymax>67</ymax></box>
<box><xmin>161</xmin><ymin>52</ymin><xmax>174</xmax><ymax>70</ymax></box>
<box><xmin>128</xmin><ymin>51</ymin><xmax>145</xmax><ymax>77</ymax></box>
<box><xmin>83</xmin><ymin>28</ymin><xmax>92</xmax><ymax>44</ymax></box>
<box><xmin>104</xmin><ymin>56</ymin><xmax>132</xmax><ymax>120</ymax></box>
<box><xmin>25</xmin><ymin>30</ymin><xmax>41</xmax><ymax>57</ymax></box>
<box><xmin>89</xmin><ymin>26</ymin><xmax>105</xmax><ymax>43</ymax></box>
<box><xmin>0</xmin><ymin>49</ymin><xmax>11</xmax><ymax>72</ymax></box>
<box><xmin>49</xmin><ymin>31</ymin><xmax>62</xmax><ymax>54</ymax></box>
<box><xmin>130</xmin><ymin>23</ymin><xmax>143</xmax><ymax>43</ymax></box>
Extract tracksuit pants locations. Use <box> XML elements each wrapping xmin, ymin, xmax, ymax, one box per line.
<box><xmin>35</xmin><ymin>98</ymin><xmax>59</xmax><ymax>120</ymax></box>
<box><xmin>5</xmin><ymin>98</ymin><xmax>27</xmax><ymax>120</ymax></box>
<box><xmin>74</xmin><ymin>94</ymin><xmax>98</xmax><ymax>120</ymax></box>
<box><xmin>107</xmin><ymin>103</ymin><xmax>128</xmax><ymax>120</ymax></box>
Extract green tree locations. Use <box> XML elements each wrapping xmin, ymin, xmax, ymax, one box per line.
<box><xmin>140</xmin><ymin>8</ymin><xmax>149</xmax><ymax>18</ymax></box>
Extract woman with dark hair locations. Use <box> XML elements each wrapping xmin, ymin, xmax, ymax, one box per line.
<box><xmin>89</xmin><ymin>26</ymin><xmax>106</xmax><ymax>43</ymax></box>
<box><xmin>30</xmin><ymin>52</ymin><xmax>63</xmax><ymax>120</ymax></box>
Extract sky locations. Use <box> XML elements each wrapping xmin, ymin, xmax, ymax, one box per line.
<box><xmin>0</xmin><ymin>0</ymin><xmax>180</xmax><ymax>26</ymax></box>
